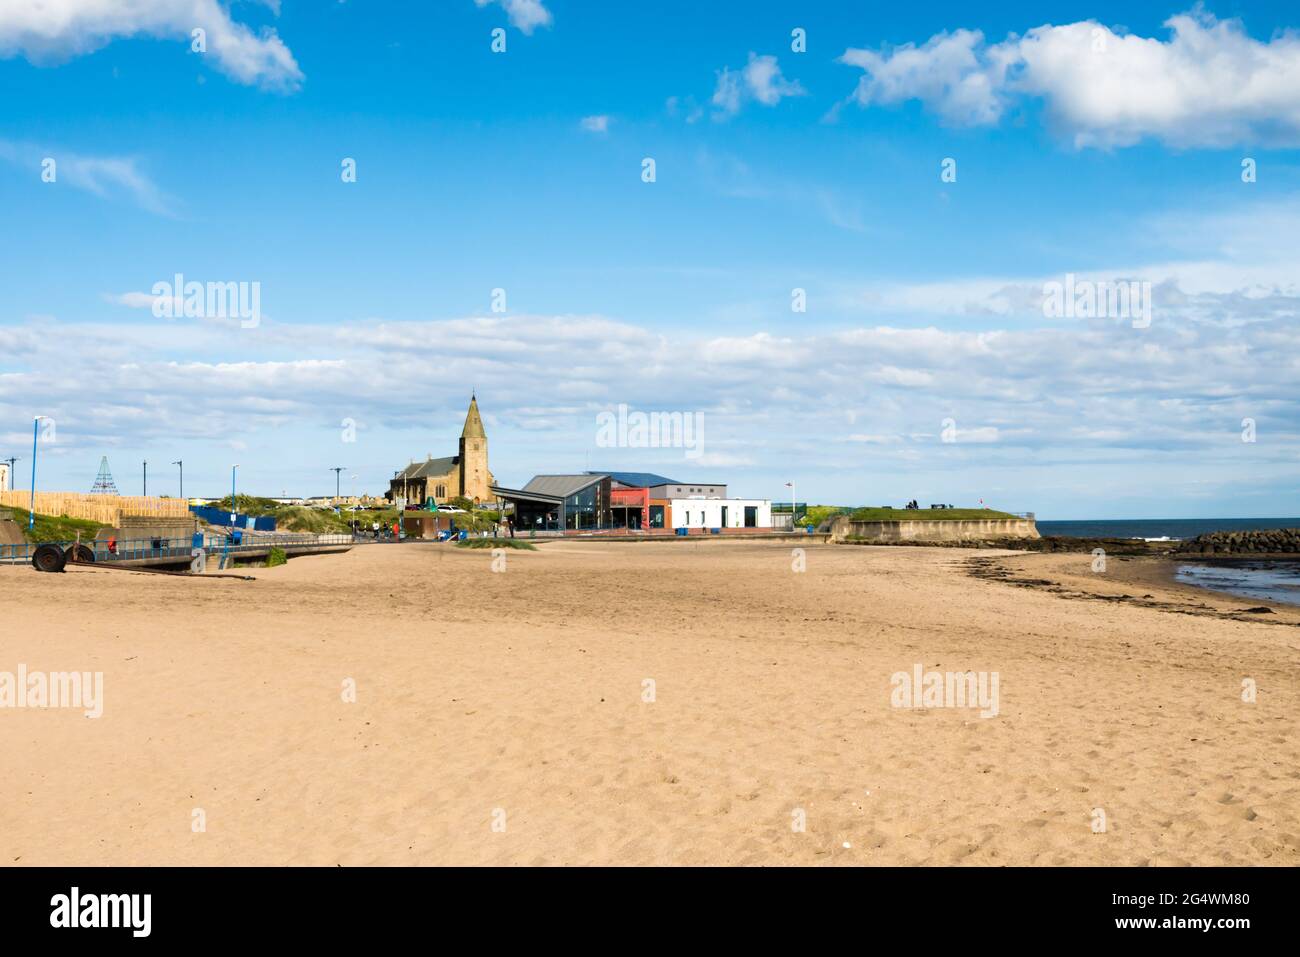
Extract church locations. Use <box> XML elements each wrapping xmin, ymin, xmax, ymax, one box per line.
<box><xmin>388</xmin><ymin>396</ymin><xmax>495</xmax><ymax>506</ymax></box>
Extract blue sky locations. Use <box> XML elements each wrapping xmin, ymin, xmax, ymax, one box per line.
<box><xmin>2</xmin><ymin>1</ymin><xmax>1299</xmax><ymax>517</ymax></box>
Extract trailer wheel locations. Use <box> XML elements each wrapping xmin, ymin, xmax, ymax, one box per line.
<box><xmin>65</xmin><ymin>543</ymin><xmax>95</xmax><ymax>564</ymax></box>
<box><xmin>33</xmin><ymin>544</ymin><xmax>68</xmax><ymax>573</ymax></box>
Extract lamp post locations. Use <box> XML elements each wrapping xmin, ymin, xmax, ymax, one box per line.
<box><xmin>173</xmin><ymin>460</ymin><xmax>183</xmax><ymax>501</ymax></box>
<box><xmin>28</xmin><ymin>416</ymin><xmax>49</xmax><ymax>530</ymax></box>
<box><xmin>223</xmin><ymin>464</ymin><xmax>238</xmax><ymax>569</ymax></box>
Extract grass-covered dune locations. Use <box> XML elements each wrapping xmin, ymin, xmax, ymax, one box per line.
<box><xmin>455</xmin><ymin>537</ymin><xmax>537</xmax><ymax>550</ymax></box>
<box><xmin>2</xmin><ymin>506</ymin><xmax>109</xmax><ymax>544</ymax></box>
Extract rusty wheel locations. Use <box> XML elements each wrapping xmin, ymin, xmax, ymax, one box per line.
<box><xmin>65</xmin><ymin>543</ymin><xmax>95</xmax><ymax>564</ymax></box>
<box><xmin>32</xmin><ymin>544</ymin><xmax>68</xmax><ymax>573</ymax></box>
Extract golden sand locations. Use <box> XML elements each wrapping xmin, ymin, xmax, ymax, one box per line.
<box><xmin>1</xmin><ymin>540</ymin><xmax>1296</xmax><ymax>865</ymax></box>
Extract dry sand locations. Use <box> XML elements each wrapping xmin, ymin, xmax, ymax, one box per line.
<box><xmin>1</xmin><ymin>539</ymin><xmax>1296</xmax><ymax>866</ymax></box>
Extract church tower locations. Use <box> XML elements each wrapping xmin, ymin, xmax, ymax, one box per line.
<box><xmin>458</xmin><ymin>394</ymin><xmax>491</xmax><ymax>503</ymax></box>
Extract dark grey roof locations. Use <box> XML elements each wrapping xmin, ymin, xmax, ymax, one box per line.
<box><xmin>393</xmin><ymin>455</ymin><xmax>458</xmax><ymax>481</ymax></box>
<box><xmin>490</xmin><ymin>484</ymin><xmax>563</xmax><ymax>504</ymax></box>
<box><xmin>523</xmin><ymin>474</ymin><xmax>607</xmax><ymax>498</ymax></box>
<box><xmin>584</xmin><ymin>470</ymin><xmax>680</xmax><ymax>488</ymax></box>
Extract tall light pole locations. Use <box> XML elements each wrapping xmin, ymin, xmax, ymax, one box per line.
<box><xmin>28</xmin><ymin>417</ymin><xmax>49</xmax><ymax>530</ymax></box>
<box><xmin>223</xmin><ymin>464</ymin><xmax>239</xmax><ymax>569</ymax></box>
<box><xmin>331</xmin><ymin>467</ymin><xmax>345</xmax><ymax>504</ymax></box>
<box><xmin>173</xmin><ymin>460</ymin><xmax>183</xmax><ymax>501</ymax></box>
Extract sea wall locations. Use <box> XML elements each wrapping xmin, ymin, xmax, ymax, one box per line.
<box><xmin>830</xmin><ymin>517</ymin><xmax>1040</xmax><ymax>544</ymax></box>
<box><xmin>1175</xmin><ymin>528</ymin><xmax>1300</xmax><ymax>555</ymax></box>
<box><xmin>0</xmin><ymin>509</ymin><xmax>23</xmax><ymax>546</ymax></box>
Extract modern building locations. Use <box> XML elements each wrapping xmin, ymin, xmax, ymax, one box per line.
<box><xmin>587</xmin><ymin>471</ymin><xmax>727</xmax><ymax>500</ymax></box>
<box><xmin>490</xmin><ymin>474</ymin><xmax>614</xmax><ymax>532</ymax></box>
<box><xmin>671</xmin><ymin>498</ymin><xmax>772</xmax><ymax>531</ymax></box>
<box><xmin>491</xmin><ymin>467</ymin><xmax>774</xmax><ymax>535</ymax></box>
<box><xmin>388</xmin><ymin>395</ymin><xmax>495</xmax><ymax>507</ymax></box>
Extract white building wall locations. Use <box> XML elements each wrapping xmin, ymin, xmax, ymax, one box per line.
<box><xmin>670</xmin><ymin>498</ymin><xmax>772</xmax><ymax>530</ymax></box>
<box><xmin>0</xmin><ymin>462</ymin><xmax>9</xmax><ymax>492</ymax></box>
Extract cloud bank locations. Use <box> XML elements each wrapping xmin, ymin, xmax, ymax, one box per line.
<box><xmin>840</xmin><ymin>10</ymin><xmax>1300</xmax><ymax>147</ymax></box>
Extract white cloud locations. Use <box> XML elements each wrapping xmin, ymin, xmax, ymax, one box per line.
<box><xmin>0</xmin><ymin>0</ymin><xmax>303</xmax><ymax>90</ymax></box>
<box><xmin>579</xmin><ymin>114</ymin><xmax>610</xmax><ymax>133</ymax></box>
<box><xmin>0</xmin><ymin>140</ymin><xmax>173</xmax><ymax>214</ymax></box>
<box><xmin>840</xmin><ymin>29</ymin><xmax>1013</xmax><ymax>127</ymax></box>
<box><xmin>475</xmin><ymin>0</ymin><xmax>552</xmax><ymax>35</ymax></box>
<box><xmin>711</xmin><ymin>53</ymin><xmax>805</xmax><ymax>119</ymax></box>
<box><xmin>839</xmin><ymin>10</ymin><xmax>1300</xmax><ymax>147</ymax></box>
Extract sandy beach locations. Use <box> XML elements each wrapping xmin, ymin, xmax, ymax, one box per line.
<box><xmin>1</xmin><ymin>539</ymin><xmax>1296</xmax><ymax>866</ymax></box>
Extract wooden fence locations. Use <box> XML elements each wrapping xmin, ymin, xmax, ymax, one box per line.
<box><xmin>0</xmin><ymin>491</ymin><xmax>191</xmax><ymax>525</ymax></box>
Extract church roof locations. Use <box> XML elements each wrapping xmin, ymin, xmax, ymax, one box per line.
<box><xmin>461</xmin><ymin>395</ymin><xmax>486</xmax><ymax>438</ymax></box>
<box><xmin>394</xmin><ymin>455</ymin><xmax>459</xmax><ymax>480</ymax></box>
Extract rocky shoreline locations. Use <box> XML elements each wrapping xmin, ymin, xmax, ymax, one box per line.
<box><xmin>842</xmin><ymin>527</ymin><xmax>1300</xmax><ymax>558</ymax></box>
<box><xmin>1174</xmin><ymin>528</ymin><xmax>1300</xmax><ymax>556</ymax></box>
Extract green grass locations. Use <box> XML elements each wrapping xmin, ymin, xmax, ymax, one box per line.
<box><xmin>848</xmin><ymin>507</ymin><xmax>1019</xmax><ymax>522</ymax></box>
<box><xmin>800</xmin><ymin>505</ymin><xmax>852</xmax><ymax>527</ymax></box>
<box><xmin>265</xmin><ymin>546</ymin><xmax>287</xmax><ymax>567</ymax></box>
<box><xmin>454</xmin><ymin>537</ymin><xmax>537</xmax><ymax>550</ymax></box>
<box><xmin>209</xmin><ymin>496</ymin><xmax>398</xmax><ymax>534</ymax></box>
<box><xmin>1</xmin><ymin>506</ymin><xmax>109</xmax><ymax>544</ymax></box>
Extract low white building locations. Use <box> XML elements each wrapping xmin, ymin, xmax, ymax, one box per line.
<box><xmin>0</xmin><ymin>462</ymin><xmax>9</xmax><ymax>492</ymax></box>
<box><xmin>670</xmin><ymin>498</ymin><xmax>771</xmax><ymax>530</ymax></box>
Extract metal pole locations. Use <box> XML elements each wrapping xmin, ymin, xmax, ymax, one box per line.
<box><xmin>173</xmin><ymin>460</ymin><xmax>183</xmax><ymax>500</ymax></box>
<box><xmin>28</xmin><ymin>417</ymin><xmax>40</xmax><ymax>530</ymax></box>
<box><xmin>224</xmin><ymin>464</ymin><xmax>237</xmax><ymax>569</ymax></box>
<box><xmin>143</xmin><ymin>460</ymin><xmax>147</xmax><ymax>497</ymax></box>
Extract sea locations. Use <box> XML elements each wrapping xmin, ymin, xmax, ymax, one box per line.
<box><xmin>1036</xmin><ymin>517</ymin><xmax>1300</xmax><ymax>541</ymax></box>
<box><xmin>1036</xmin><ymin>517</ymin><xmax>1300</xmax><ymax>607</ymax></box>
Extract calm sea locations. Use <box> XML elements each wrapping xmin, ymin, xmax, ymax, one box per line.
<box><xmin>1036</xmin><ymin>517</ymin><xmax>1300</xmax><ymax>541</ymax></box>
<box><xmin>1036</xmin><ymin>517</ymin><xmax>1300</xmax><ymax>607</ymax></box>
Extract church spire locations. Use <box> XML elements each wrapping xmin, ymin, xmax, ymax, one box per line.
<box><xmin>461</xmin><ymin>394</ymin><xmax>485</xmax><ymax>438</ymax></box>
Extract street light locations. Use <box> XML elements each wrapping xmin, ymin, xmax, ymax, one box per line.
<box><xmin>223</xmin><ymin>464</ymin><xmax>239</xmax><ymax>569</ymax></box>
<box><xmin>28</xmin><ymin>416</ymin><xmax>50</xmax><ymax>530</ymax></box>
